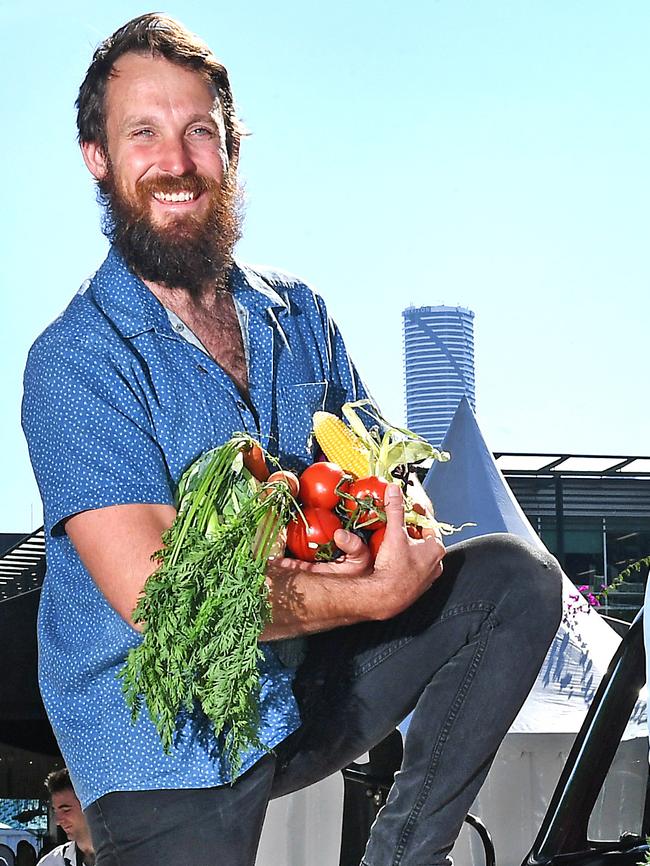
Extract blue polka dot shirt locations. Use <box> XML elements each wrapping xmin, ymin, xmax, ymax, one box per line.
<box><xmin>21</xmin><ymin>246</ymin><xmax>367</xmax><ymax>808</ymax></box>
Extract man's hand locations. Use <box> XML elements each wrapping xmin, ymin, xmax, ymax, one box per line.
<box><xmin>267</xmin><ymin>524</ymin><xmax>373</xmax><ymax>579</ymax></box>
<box><xmin>262</xmin><ymin>484</ymin><xmax>445</xmax><ymax>639</ymax></box>
<box><xmin>370</xmin><ymin>483</ymin><xmax>445</xmax><ymax>619</ymax></box>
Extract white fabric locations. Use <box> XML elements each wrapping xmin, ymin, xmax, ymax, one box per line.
<box><xmin>450</xmin><ymin>733</ymin><xmax>648</xmax><ymax>866</ymax></box>
<box><xmin>257</xmin><ymin>774</ymin><xmax>343</xmax><ymax>866</ymax></box>
<box><xmin>37</xmin><ymin>841</ymin><xmax>77</xmax><ymax>865</ymax></box>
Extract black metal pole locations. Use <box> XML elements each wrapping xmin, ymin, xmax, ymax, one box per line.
<box><xmin>554</xmin><ymin>475</ymin><xmax>565</xmax><ymax>569</ymax></box>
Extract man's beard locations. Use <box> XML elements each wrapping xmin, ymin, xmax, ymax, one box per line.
<box><xmin>97</xmin><ymin>165</ymin><xmax>243</xmax><ymax>296</ymax></box>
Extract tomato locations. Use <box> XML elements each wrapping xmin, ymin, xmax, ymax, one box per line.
<box><xmin>286</xmin><ymin>506</ymin><xmax>343</xmax><ymax>562</ymax></box>
<box><xmin>343</xmin><ymin>476</ymin><xmax>388</xmax><ymax>529</ymax></box>
<box><xmin>407</xmin><ymin>524</ymin><xmax>423</xmax><ymax>539</ymax></box>
<box><xmin>299</xmin><ymin>462</ymin><xmax>350</xmax><ymax>510</ymax></box>
<box><xmin>267</xmin><ymin>470</ymin><xmax>300</xmax><ymax>498</ymax></box>
<box><xmin>369</xmin><ymin>526</ymin><xmax>386</xmax><ymax>561</ymax></box>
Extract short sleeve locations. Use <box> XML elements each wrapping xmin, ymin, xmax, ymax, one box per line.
<box><xmin>22</xmin><ymin>334</ymin><xmax>174</xmax><ymax>535</ymax></box>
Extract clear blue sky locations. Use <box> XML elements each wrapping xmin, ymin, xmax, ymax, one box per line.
<box><xmin>2</xmin><ymin>1</ymin><xmax>649</xmax><ymax>532</ymax></box>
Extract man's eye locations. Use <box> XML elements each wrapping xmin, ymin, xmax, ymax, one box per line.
<box><xmin>189</xmin><ymin>127</ymin><xmax>213</xmax><ymax>137</ymax></box>
<box><xmin>132</xmin><ymin>129</ymin><xmax>154</xmax><ymax>138</ymax></box>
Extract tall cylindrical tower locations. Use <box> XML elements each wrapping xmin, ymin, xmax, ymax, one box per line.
<box><xmin>402</xmin><ymin>305</ymin><xmax>476</xmax><ymax>446</ymax></box>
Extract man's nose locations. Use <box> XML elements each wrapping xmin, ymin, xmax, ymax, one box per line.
<box><xmin>157</xmin><ymin>136</ymin><xmax>197</xmax><ymax>175</ymax></box>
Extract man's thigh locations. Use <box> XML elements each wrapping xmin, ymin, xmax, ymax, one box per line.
<box><xmin>85</xmin><ymin>755</ymin><xmax>276</xmax><ymax>866</ymax></box>
<box><xmin>271</xmin><ymin>574</ymin><xmax>460</xmax><ymax>798</ymax></box>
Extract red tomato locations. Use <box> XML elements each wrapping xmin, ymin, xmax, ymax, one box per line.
<box><xmin>286</xmin><ymin>506</ymin><xmax>343</xmax><ymax>562</ymax></box>
<box><xmin>343</xmin><ymin>477</ymin><xmax>388</xmax><ymax>529</ymax></box>
<box><xmin>369</xmin><ymin>526</ymin><xmax>386</xmax><ymax>561</ymax></box>
<box><xmin>407</xmin><ymin>524</ymin><xmax>423</xmax><ymax>539</ymax></box>
<box><xmin>299</xmin><ymin>462</ymin><xmax>350</xmax><ymax>510</ymax></box>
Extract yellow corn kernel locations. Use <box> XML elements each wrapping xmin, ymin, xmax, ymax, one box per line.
<box><xmin>312</xmin><ymin>411</ymin><xmax>371</xmax><ymax>478</ymax></box>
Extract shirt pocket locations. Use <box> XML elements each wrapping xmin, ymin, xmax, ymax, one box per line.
<box><xmin>275</xmin><ymin>381</ymin><xmax>329</xmax><ymax>471</ymax></box>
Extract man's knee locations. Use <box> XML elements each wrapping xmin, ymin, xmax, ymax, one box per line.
<box><xmin>450</xmin><ymin>532</ymin><xmax>563</xmax><ymax>636</ymax></box>
<box><xmin>495</xmin><ymin>533</ymin><xmax>562</xmax><ymax>633</ymax></box>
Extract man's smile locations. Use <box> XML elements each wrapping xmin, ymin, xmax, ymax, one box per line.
<box><xmin>152</xmin><ymin>189</ymin><xmax>198</xmax><ymax>203</ymax></box>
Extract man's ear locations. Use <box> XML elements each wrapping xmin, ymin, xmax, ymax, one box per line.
<box><xmin>81</xmin><ymin>141</ymin><xmax>109</xmax><ymax>181</ymax></box>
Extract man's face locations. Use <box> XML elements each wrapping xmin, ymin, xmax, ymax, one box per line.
<box><xmin>81</xmin><ymin>52</ymin><xmax>241</xmax><ymax>293</ymax></box>
<box><xmin>51</xmin><ymin>789</ymin><xmax>86</xmax><ymax>842</ymax></box>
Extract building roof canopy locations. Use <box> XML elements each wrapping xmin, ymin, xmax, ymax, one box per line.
<box><xmin>495</xmin><ymin>453</ymin><xmax>650</xmax><ymax>478</ymax></box>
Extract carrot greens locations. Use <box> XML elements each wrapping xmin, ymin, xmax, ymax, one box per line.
<box><xmin>118</xmin><ymin>435</ymin><xmax>294</xmax><ymax>774</ymax></box>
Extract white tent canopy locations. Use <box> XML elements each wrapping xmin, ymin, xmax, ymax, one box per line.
<box><xmin>423</xmin><ymin>396</ymin><xmax>646</xmax><ymax>737</ymax></box>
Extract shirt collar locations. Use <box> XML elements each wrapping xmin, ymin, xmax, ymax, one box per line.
<box><xmin>230</xmin><ymin>263</ymin><xmax>290</xmax><ymax>313</ymax></box>
<box><xmin>89</xmin><ymin>246</ymin><xmax>289</xmax><ymax>340</ymax></box>
<box><xmin>90</xmin><ymin>247</ymin><xmax>171</xmax><ymax>339</ymax></box>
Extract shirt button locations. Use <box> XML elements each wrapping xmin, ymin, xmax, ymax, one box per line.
<box><xmin>236</xmin><ymin>400</ymin><xmax>247</xmax><ymax>411</ymax></box>
<box><xmin>174</xmin><ymin>323</ymin><xmax>184</xmax><ymax>332</ymax></box>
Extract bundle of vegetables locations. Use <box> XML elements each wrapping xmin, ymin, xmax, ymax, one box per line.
<box><xmin>119</xmin><ymin>402</ymin><xmax>458</xmax><ymax>773</ymax></box>
<box><xmin>284</xmin><ymin>400</ymin><xmax>457</xmax><ymax>562</ymax></box>
<box><xmin>119</xmin><ymin>434</ymin><xmax>297</xmax><ymax>773</ymax></box>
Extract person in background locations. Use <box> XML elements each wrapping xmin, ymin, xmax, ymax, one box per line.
<box><xmin>37</xmin><ymin>770</ymin><xmax>94</xmax><ymax>866</ymax></box>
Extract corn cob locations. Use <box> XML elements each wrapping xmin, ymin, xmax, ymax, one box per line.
<box><xmin>312</xmin><ymin>411</ymin><xmax>372</xmax><ymax>478</ymax></box>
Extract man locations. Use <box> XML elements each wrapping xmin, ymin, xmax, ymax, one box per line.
<box><xmin>38</xmin><ymin>770</ymin><xmax>95</xmax><ymax>866</ymax></box>
<box><xmin>22</xmin><ymin>13</ymin><xmax>562</xmax><ymax>866</ymax></box>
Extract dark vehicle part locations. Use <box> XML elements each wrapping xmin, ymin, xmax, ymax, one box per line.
<box><xmin>524</xmin><ymin>610</ymin><xmax>648</xmax><ymax>866</ymax></box>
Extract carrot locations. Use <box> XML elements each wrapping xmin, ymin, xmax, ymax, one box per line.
<box><xmin>242</xmin><ymin>441</ymin><xmax>270</xmax><ymax>481</ymax></box>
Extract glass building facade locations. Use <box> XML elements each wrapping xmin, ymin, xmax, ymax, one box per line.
<box><xmin>402</xmin><ymin>305</ymin><xmax>476</xmax><ymax>446</ymax></box>
<box><xmin>498</xmin><ymin>455</ymin><xmax>650</xmax><ymax>621</ymax></box>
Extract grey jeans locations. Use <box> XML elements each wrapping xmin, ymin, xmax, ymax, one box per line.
<box><xmin>86</xmin><ymin>534</ymin><xmax>562</xmax><ymax>866</ymax></box>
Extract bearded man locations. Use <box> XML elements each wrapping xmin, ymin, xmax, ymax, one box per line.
<box><xmin>22</xmin><ymin>14</ymin><xmax>561</xmax><ymax>866</ymax></box>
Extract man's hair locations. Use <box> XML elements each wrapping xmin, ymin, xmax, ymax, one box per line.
<box><xmin>44</xmin><ymin>768</ymin><xmax>74</xmax><ymax>797</ymax></box>
<box><xmin>76</xmin><ymin>13</ymin><xmax>243</xmax><ymax>161</ymax></box>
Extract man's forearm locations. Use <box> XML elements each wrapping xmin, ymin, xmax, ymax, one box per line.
<box><xmin>261</xmin><ymin>568</ymin><xmax>382</xmax><ymax>640</ymax></box>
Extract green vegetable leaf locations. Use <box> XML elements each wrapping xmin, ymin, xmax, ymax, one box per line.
<box><xmin>118</xmin><ymin>436</ymin><xmax>296</xmax><ymax>775</ymax></box>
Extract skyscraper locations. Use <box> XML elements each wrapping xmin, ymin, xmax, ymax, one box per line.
<box><xmin>402</xmin><ymin>305</ymin><xmax>476</xmax><ymax>446</ymax></box>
